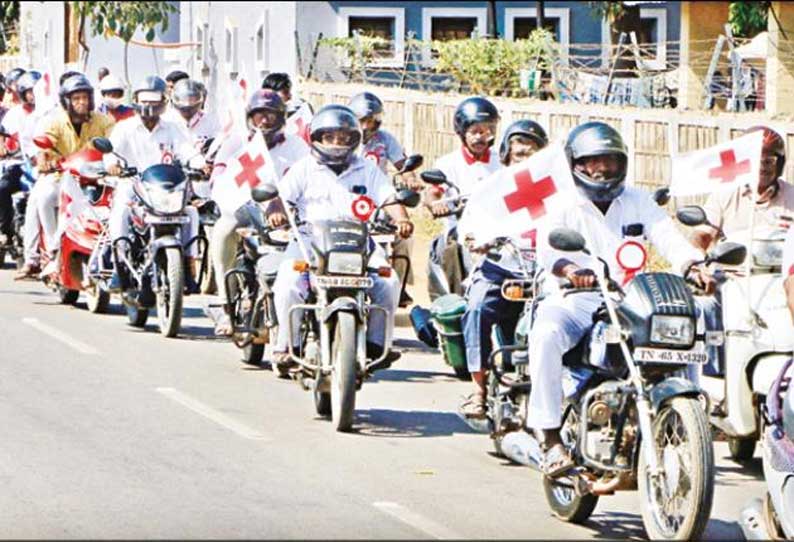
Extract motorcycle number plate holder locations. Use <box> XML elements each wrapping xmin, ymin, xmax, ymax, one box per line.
<box><xmin>315</xmin><ymin>276</ymin><xmax>373</xmax><ymax>289</ymax></box>
<box><xmin>634</xmin><ymin>345</ymin><xmax>707</xmax><ymax>365</ymax></box>
<box><xmin>144</xmin><ymin>215</ymin><xmax>190</xmax><ymax>225</ymax></box>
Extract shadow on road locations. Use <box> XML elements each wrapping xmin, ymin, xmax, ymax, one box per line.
<box><xmin>353</xmin><ymin>408</ymin><xmax>479</xmax><ymax>438</ymax></box>
<box><xmin>369</xmin><ymin>368</ymin><xmax>459</xmax><ymax>384</ymax></box>
<box><xmin>393</xmin><ymin>337</ymin><xmax>436</xmax><ymax>355</ymax></box>
<box><xmin>575</xmin><ymin>508</ymin><xmax>742</xmax><ymax>541</ymax></box>
<box><xmin>716</xmin><ymin>458</ymin><xmax>764</xmax><ymax>483</ymax></box>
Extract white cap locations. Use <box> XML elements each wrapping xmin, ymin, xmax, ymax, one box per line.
<box><xmin>99</xmin><ymin>74</ymin><xmax>124</xmax><ymax>93</ymax></box>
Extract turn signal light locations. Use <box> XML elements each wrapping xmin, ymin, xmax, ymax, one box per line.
<box><xmin>293</xmin><ymin>260</ymin><xmax>310</xmax><ymax>272</ymax></box>
<box><xmin>504</xmin><ymin>285</ymin><xmax>524</xmax><ymax>300</ymax></box>
<box><xmin>377</xmin><ymin>267</ymin><xmax>392</xmax><ymax>278</ymax></box>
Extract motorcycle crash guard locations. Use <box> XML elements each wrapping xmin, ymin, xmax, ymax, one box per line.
<box><xmin>322</xmin><ymin>296</ymin><xmax>364</xmax><ymax>324</ymax></box>
<box><xmin>149</xmin><ymin>235</ymin><xmax>183</xmax><ymax>257</ymax></box>
<box><xmin>649</xmin><ymin>376</ymin><xmax>704</xmax><ymax>412</ymax></box>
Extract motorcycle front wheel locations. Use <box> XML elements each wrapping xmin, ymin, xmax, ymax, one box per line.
<box><xmin>330</xmin><ymin>311</ymin><xmax>358</xmax><ymax>432</ymax></box>
<box><xmin>156</xmin><ymin>247</ymin><xmax>184</xmax><ymax>338</ymax></box>
<box><xmin>86</xmin><ymin>283</ymin><xmax>110</xmax><ymax>314</ymax></box>
<box><xmin>126</xmin><ymin>303</ymin><xmax>149</xmax><ymax>327</ymax></box>
<box><xmin>638</xmin><ymin>397</ymin><xmax>714</xmax><ymax>540</ymax></box>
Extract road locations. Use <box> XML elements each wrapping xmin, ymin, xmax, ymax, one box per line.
<box><xmin>0</xmin><ymin>266</ymin><xmax>764</xmax><ymax>539</ymax></box>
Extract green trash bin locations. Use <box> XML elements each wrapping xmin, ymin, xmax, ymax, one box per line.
<box><xmin>430</xmin><ymin>294</ymin><xmax>470</xmax><ymax>379</ymax></box>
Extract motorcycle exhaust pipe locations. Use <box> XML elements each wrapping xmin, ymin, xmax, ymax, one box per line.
<box><xmin>500</xmin><ymin>431</ymin><xmax>544</xmax><ymax>471</ymax></box>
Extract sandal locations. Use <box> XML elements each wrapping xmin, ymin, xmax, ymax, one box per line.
<box><xmin>272</xmin><ymin>351</ymin><xmax>297</xmax><ymax>368</ymax></box>
<box><xmin>214</xmin><ymin>314</ymin><xmax>233</xmax><ymax>337</ymax></box>
<box><xmin>542</xmin><ymin>443</ymin><xmax>575</xmax><ymax>478</ymax></box>
<box><xmin>460</xmin><ymin>391</ymin><xmax>487</xmax><ymax>419</ymax></box>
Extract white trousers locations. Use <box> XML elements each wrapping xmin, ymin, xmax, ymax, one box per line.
<box><xmin>210</xmin><ymin>213</ymin><xmax>240</xmax><ymax>300</ymax></box>
<box><xmin>109</xmin><ymin>179</ymin><xmax>199</xmax><ymax>257</ymax></box>
<box><xmin>272</xmin><ymin>241</ymin><xmax>400</xmax><ymax>352</ymax></box>
<box><xmin>23</xmin><ymin>173</ymin><xmax>60</xmax><ymax>264</ymax></box>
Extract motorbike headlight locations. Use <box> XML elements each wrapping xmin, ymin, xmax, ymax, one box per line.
<box><xmin>327</xmin><ymin>252</ymin><xmax>363</xmax><ymax>275</ymax></box>
<box><xmin>650</xmin><ymin>315</ymin><xmax>694</xmax><ymax>346</ymax></box>
<box><xmin>146</xmin><ymin>186</ymin><xmax>185</xmax><ymax>215</ymax></box>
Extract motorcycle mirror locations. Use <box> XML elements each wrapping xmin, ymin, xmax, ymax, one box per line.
<box><xmin>33</xmin><ymin>135</ymin><xmax>54</xmax><ymax>151</ymax></box>
<box><xmin>653</xmin><ymin>187</ymin><xmax>670</xmax><ymax>207</ymax></box>
<box><xmin>91</xmin><ymin>137</ymin><xmax>114</xmax><ymax>154</ymax></box>
<box><xmin>251</xmin><ymin>184</ymin><xmax>279</xmax><ymax>203</ymax></box>
<box><xmin>708</xmin><ymin>242</ymin><xmax>747</xmax><ymax>266</ymax></box>
<box><xmin>549</xmin><ymin>228</ymin><xmax>587</xmax><ymax>253</ymax></box>
<box><xmin>420</xmin><ymin>169</ymin><xmax>448</xmax><ymax>186</ymax></box>
<box><xmin>676</xmin><ymin>206</ymin><xmax>708</xmax><ymax>227</ymax></box>
<box><xmin>395</xmin><ymin>189</ymin><xmax>421</xmax><ymax>208</ymax></box>
<box><xmin>400</xmin><ymin>154</ymin><xmax>424</xmax><ymax>174</ymax></box>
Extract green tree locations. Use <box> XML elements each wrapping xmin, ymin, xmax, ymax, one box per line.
<box><xmin>0</xmin><ymin>1</ymin><xmax>19</xmax><ymax>54</ymax></box>
<box><xmin>728</xmin><ymin>1</ymin><xmax>769</xmax><ymax>38</ymax></box>
<box><xmin>71</xmin><ymin>1</ymin><xmax>178</xmax><ymax>84</ymax></box>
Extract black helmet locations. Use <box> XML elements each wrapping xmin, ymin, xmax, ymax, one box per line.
<box><xmin>59</xmin><ymin>74</ymin><xmax>95</xmax><ymax>112</ymax></box>
<box><xmin>59</xmin><ymin>70</ymin><xmax>83</xmax><ymax>87</ymax></box>
<box><xmin>246</xmin><ymin>89</ymin><xmax>286</xmax><ymax>144</ymax></box>
<box><xmin>262</xmin><ymin>72</ymin><xmax>291</xmax><ymax>93</ymax></box>
<box><xmin>348</xmin><ymin>92</ymin><xmax>383</xmax><ymax>120</ymax></box>
<box><xmin>165</xmin><ymin>70</ymin><xmax>189</xmax><ymax>85</ymax></box>
<box><xmin>498</xmin><ymin>119</ymin><xmax>548</xmax><ymax>165</ymax></box>
<box><xmin>171</xmin><ymin>78</ymin><xmax>205</xmax><ymax>118</ymax></box>
<box><xmin>309</xmin><ymin>104</ymin><xmax>362</xmax><ymax>167</ymax></box>
<box><xmin>133</xmin><ymin>75</ymin><xmax>167</xmax><ymax>119</ymax></box>
<box><xmin>565</xmin><ymin>121</ymin><xmax>628</xmax><ymax>203</ymax></box>
<box><xmin>453</xmin><ymin>96</ymin><xmax>499</xmax><ymax>140</ymax></box>
<box><xmin>5</xmin><ymin>68</ymin><xmax>25</xmax><ymax>91</ymax></box>
<box><xmin>16</xmin><ymin>71</ymin><xmax>42</xmax><ymax>103</ymax></box>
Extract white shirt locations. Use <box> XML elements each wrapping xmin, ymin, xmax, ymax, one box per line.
<box><xmin>784</xmin><ymin>226</ymin><xmax>794</xmax><ymax>278</ymax></box>
<box><xmin>104</xmin><ymin>115</ymin><xmax>196</xmax><ymax>171</ymax></box>
<box><xmin>278</xmin><ymin>154</ymin><xmax>394</xmax><ymax>239</ymax></box>
<box><xmin>360</xmin><ymin>129</ymin><xmax>405</xmax><ymax>173</ymax></box>
<box><xmin>536</xmin><ymin>186</ymin><xmax>704</xmax><ymax>286</ymax></box>
<box><xmin>167</xmin><ymin>108</ymin><xmax>221</xmax><ymax>149</ymax></box>
<box><xmin>2</xmin><ymin>104</ymin><xmax>51</xmax><ymax>158</ymax></box>
<box><xmin>434</xmin><ymin>146</ymin><xmax>500</xmax><ymax>229</ymax></box>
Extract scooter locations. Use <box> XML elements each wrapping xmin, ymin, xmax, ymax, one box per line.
<box><xmin>741</xmin><ymin>358</ymin><xmax>794</xmax><ymax>540</ymax></box>
<box><xmin>676</xmin><ymin>204</ymin><xmax>794</xmax><ymax>461</ymax></box>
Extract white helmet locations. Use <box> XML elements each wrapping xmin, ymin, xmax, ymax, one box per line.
<box><xmin>99</xmin><ymin>74</ymin><xmax>124</xmax><ymax>94</ymax></box>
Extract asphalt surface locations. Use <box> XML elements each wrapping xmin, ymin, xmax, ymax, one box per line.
<box><xmin>0</xmin><ymin>263</ymin><xmax>766</xmax><ymax>539</ymax></box>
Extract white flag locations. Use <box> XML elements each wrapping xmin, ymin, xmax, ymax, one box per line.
<box><xmin>670</xmin><ymin>131</ymin><xmax>763</xmax><ymax>197</ymax></box>
<box><xmin>211</xmin><ymin>130</ymin><xmax>278</xmax><ymax>215</ymax></box>
<box><xmin>286</xmin><ymin>101</ymin><xmax>313</xmax><ymax>144</ymax></box>
<box><xmin>207</xmin><ymin>74</ymin><xmax>250</xmax><ymax>159</ymax></box>
<box><xmin>458</xmin><ymin>144</ymin><xmax>578</xmax><ymax>247</ymax></box>
<box><xmin>55</xmin><ymin>172</ymin><xmax>94</xmax><ymax>240</ymax></box>
<box><xmin>33</xmin><ymin>71</ymin><xmax>56</xmax><ymax>115</ymax></box>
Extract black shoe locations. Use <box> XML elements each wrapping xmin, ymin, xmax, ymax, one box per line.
<box><xmin>184</xmin><ymin>273</ymin><xmax>200</xmax><ymax>295</ymax></box>
<box><xmin>366</xmin><ymin>341</ymin><xmax>401</xmax><ymax>364</ymax></box>
<box><xmin>398</xmin><ymin>290</ymin><xmax>414</xmax><ymax>308</ymax></box>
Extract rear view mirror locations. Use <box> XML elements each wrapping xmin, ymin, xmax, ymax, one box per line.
<box><xmin>709</xmin><ymin>242</ymin><xmax>747</xmax><ymax>266</ymax></box>
<box><xmin>420</xmin><ymin>169</ymin><xmax>448</xmax><ymax>186</ymax></box>
<box><xmin>400</xmin><ymin>154</ymin><xmax>423</xmax><ymax>174</ymax></box>
<box><xmin>676</xmin><ymin>206</ymin><xmax>708</xmax><ymax>227</ymax></box>
<box><xmin>653</xmin><ymin>187</ymin><xmax>670</xmax><ymax>207</ymax></box>
<box><xmin>33</xmin><ymin>136</ymin><xmax>54</xmax><ymax>150</ymax></box>
<box><xmin>251</xmin><ymin>185</ymin><xmax>279</xmax><ymax>203</ymax></box>
<box><xmin>395</xmin><ymin>189</ymin><xmax>421</xmax><ymax>208</ymax></box>
<box><xmin>91</xmin><ymin>137</ymin><xmax>113</xmax><ymax>154</ymax></box>
<box><xmin>549</xmin><ymin>228</ymin><xmax>586</xmax><ymax>253</ymax></box>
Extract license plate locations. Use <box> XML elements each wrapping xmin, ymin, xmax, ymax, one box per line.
<box><xmin>634</xmin><ymin>345</ymin><xmax>707</xmax><ymax>365</ymax></box>
<box><xmin>372</xmin><ymin>234</ymin><xmax>395</xmax><ymax>244</ymax></box>
<box><xmin>315</xmin><ymin>276</ymin><xmax>373</xmax><ymax>288</ymax></box>
<box><xmin>145</xmin><ymin>214</ymin><xmax>190</xmax><ymax>225</ymax></box>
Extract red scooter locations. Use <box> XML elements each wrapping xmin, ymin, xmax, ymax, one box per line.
<box><xmin>34</xmin><ymin>136</ymin><xmax>114</xmax><ymax>312</ymax></box>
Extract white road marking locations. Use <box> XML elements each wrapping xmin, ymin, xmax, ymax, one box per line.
<box><xmin>372</xmin><ymin>501</ymin><xmax>463</xmax><ymax>539</ymax></box>
<box><xmin>156</xmin><ymin>387</ymin><xmax>270</xmax><ymax>441</ymax></box>
<box><xmin>22</xmin><ymin>317</ymin><xmax>100</xmax><ymax>355</ymax></box>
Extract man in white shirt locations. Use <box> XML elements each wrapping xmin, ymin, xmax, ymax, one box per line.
<box><xmin>784</xmin><ymin>226</ymin><xmax>794</xmax><ymax>322</ymax></box>
<box><xmin>210</xmin><ymin>89</ymin><xmax>309</xmax><ymax>335</ymax></box>
<box><xmin>424</xmin><ymin>96</ymin><xmax>501</xmax><ymax>299</ymax></box>
<box><xmin>105</xmin><ymin>75</ymin><xmax>204</xmax><ymax>292</ymax></box>
<box><xmin>530</xmin><ymin>122</ymin><xmax>712</xmax><ymax>476</ymax></box>
<box><xmin>272</xmin><ymin>105</ymin><xmax>413</xmax><ymax>370</ymax></box>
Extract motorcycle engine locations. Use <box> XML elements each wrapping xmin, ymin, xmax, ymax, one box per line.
<box><xmin>581</xmin><ymin>380</ymin><xmax>634</xmax><ymax>467</ymax></box>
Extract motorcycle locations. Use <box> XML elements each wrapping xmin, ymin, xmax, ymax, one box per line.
<box><xmin>224</xmin><ymin>189</ymin><xmax>289</xmax><ymax>367</ymax></box>
<box><xmin>676</xmin><ymin>204</ymin><xmax>794</xmax><ymax>461</ymax></box>
<box><xmin>490</xmin><ymin>227</ymin><xmax>746</xmax><ymax>540</ymax></box>
<box><xmin>92</xmin><ymin>137</ymin><xmax>207</xmax><ymax>338</ymax></box>
<box><xmin>0</xmin><ymin>150</ymin><xmax>35</xmax><ymax>269</ymax></box>
<box><xmin>265</xmin><ymin>186</ymin><xmax>420</xmax><ymax>432</ymax></box>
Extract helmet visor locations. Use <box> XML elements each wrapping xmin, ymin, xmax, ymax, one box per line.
<box><xmin>573</xmin><ymin>153</ymin><xmax>625</xmax><ymax>183</ymax></box>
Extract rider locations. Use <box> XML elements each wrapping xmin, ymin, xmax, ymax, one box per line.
<box><xmin>2</xmin><ymin>70</ymin><xmax>42</xmax><ymax>158</ymax></box>
<box><xmin>210</xmin><ymin>89</ymin><xmax>309</xmax><ymax>335</ymax></box>
<box><xmin>271</xmin><ymin>104</ymin><xmax>413</xmax><ymax>369</ymax></box>
<box><xmin>3</xmin><ymin>68</ymin><xmax>25</xmax><ymax>107</ymax></box>
<box><xmin>168</xmin><ymin>78</ymin><xmax>220</xmax><ymax>150</ymax></box>
<box><xmin>104</xmin><ymin>75</ymin><xmax>204</xmax><ymax>293</ymax></box>
<box><xmin>424</xmin><ymin>96</ymin><xmax>501</xmax><ymax>299</ymax></box>
<box><xmin>97</xmin><ymin>74</ymin><xmax>135</xmax><ymax>122</ymax></box>
<box><xmin>0</xmin><ymin>122</ymin><xmax>23</xmax><ymax>248</ymax></box>
<box><xmin>262</xmin><ymin>72</ymin><xmax>313</xmax><ymax>118</ymax></box>
<box><xmin>529</xmin><ymin>121</ymin><xmax>713</xmax><ymax>475</ymax></box>
<box><xmin>164</xmin><ymin>70</ymin><xmax>189</xmax><ymax>101</ymax></box>
<box><xmin>459</xmin><ymin>119</ymin><xmax>549</xmax><ymax>418</ymax></box>
<box><xmin>14</xmin><ymin>74</ymin><xmax>115</xmax><ymax>279</ymax></box>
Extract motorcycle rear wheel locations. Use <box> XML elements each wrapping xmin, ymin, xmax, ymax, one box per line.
<box><xmin>58</xmin><ymin>287</ymin><xmax>79</xmax><ymax>305</ymax></box>
<box><xmin>314</xmin><ymin>388</ymin><xmax>331</xmax><ymax>416</ymax></box>
<box><xmin>728</xmin><ymin>436</ymin><xmax>756</xmax><ymax>462</ymax></box>
<box><xmin>86</xmin><ymin>284</ymin><xmax>110</xmax><ymax>314</ymax></box>
<box><xmin>0</xmin><ymin>248</ymin><xmax>5</xmax><ymax>267</ymax></box>
<box><xmin>543</xmin><ymin>476</ymin><xmax>599</xmax><ymax>524</ymax></box>
<box><xmin>126</xmin><ymin>303</ymin><xmax>149</xmax><ymax>327</ymax></box>
<box><xmin>638</xmin><ymin>397</ymin><xmax>714</xmax><ymax>541</ymax></box>
<box><xmin>330</xmin><ymin>312</ymin><xmax>357</xmax><ymax>432</ymax></box>
<box><xmin>156</xmin><ymin>248</ymin><xmax>184</xmax><ymax>338</ymax></box>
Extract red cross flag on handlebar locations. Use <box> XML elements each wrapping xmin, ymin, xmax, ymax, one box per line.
<box><xmin>286</xmin><ymin>102</ymin><xmax>313</xmax><ymax>144</ymax></box>
<box><xmin>670</xmin><ymin>130</ymin><xmax>764</xmax><ymax>197</ymax></box>
<box><xmin>457</xmin><ymin>143</ymin><xmax>578</xmax><ymax>247</ymax></box>
<box><xmin>210</xmin><ymin>129</ymin><xmax>278</xmax><ymax>215</ymax></box>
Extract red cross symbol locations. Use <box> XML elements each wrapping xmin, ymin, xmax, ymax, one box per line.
<box><xmin>708</xmin><ymin>150</ymin><xmax>750</xmax><ymax>184</ymax></box>
<box><xmin>503</xmin><ymin>169</ymin><xmax>556</xmax><ymax>219</ymax></box>
<box><xmin>235</xmin><ymin>152</ymin><xmax>265</xmax><ymax>188</ymax></box>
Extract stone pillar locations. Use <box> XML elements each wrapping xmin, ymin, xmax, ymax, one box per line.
<box><xmin>766</xmin><ymin>2</ymin><xmax>794</xmax><ymax>115</ymax></box>
<box><xmin>678</xmin><ymin>2</ymin><xmax>729</xmax><ymax>110</ymax></box>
